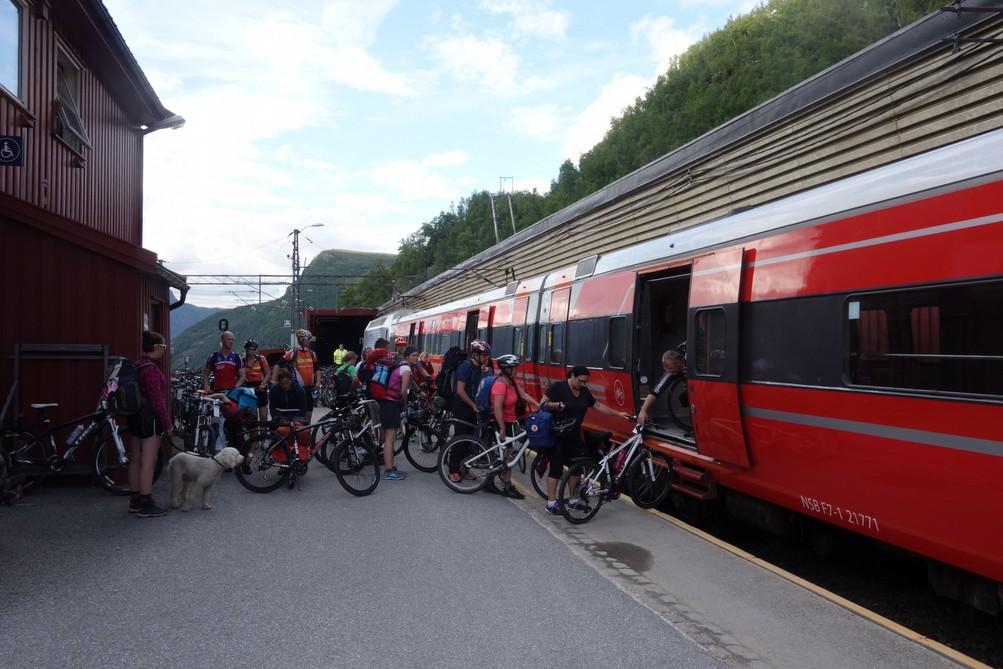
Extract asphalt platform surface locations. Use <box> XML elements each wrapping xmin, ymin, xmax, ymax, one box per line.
<box><xmin>1</xmin><ymin>458</ymin><xmax>720</xmax><ymax>669</ymax></box>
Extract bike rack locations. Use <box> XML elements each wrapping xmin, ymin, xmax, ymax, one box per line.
<box><xmin>10</xmin><ymin>344</ymin><xmax>109</xmax><ymax>426</ymax></box>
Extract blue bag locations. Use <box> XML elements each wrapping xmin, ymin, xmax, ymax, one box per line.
<box><xmin>225</xmin><ymin>387</ymin><xmax>258</xmax><ymax>415</ymax></box>
<box><xmin>525</xmin><ymin>409</ymin><xmax>555</xmax><ymax>449</ymax></box>
<box><xmin>474</xmin><ymin>375</ymin><xmax>497</xmax><ymax>412</ymax></box>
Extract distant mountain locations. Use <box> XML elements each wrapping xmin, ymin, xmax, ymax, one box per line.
<box><xmin>170</xmin><ymin>304</ymin><xmax>221</xmax><ymax>338</ymax></box>
<box><xmin>170</xmin><ymin>249</ymin><xmax>394</xmax><ymax>368</ymax></box>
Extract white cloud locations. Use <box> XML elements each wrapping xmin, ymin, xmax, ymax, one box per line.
<box><xmin>508</xmin><ymin>104</ymin><xmax>562</xmax><ymax>140</ymax></box>
<box><xmin>631</xmin><ymin>14</ymin><xmax>700</xmax><ymax>75</ymax></box>
<box><xmin>423</xmin><ymin>149</ymin><xmax>468</xmax><ymax>168</ymax></box>
<box><xmin>479</xmin><ymin>0</ymin><xmax>569</xmax><ymax>40</ymax></box>
<box><xmin>563</xmin><ymin>74</ymin><xmax>649</xmax><ymax>160</ymax></box>
<box><xmin>678</xmin><ymin>0</ymin><xmax>762</xmax><ymax>11</ymax></box>
<box><xmin>368</xmin><ymin>154</ymin><xmax>469</xmax><ymax>200</ymax></box>
<box><xmin>515</xmin><ymin>175</ymin><xmax>551</xmax><ymax>194</ymax></box>
<box><xmin>424</xmin><ymin>34</ymin><xmax>521</xmax><ymax>94</ymax></box>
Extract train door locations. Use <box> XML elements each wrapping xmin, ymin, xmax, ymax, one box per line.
<box><xmin>550</xmin><ymin>288</ymin><xmax>570</xmax><ymax>378</ymax></box>
<box><xmin>408</xmin><ymin>323</ymin><xmax>416</xmax><ymax>346</ymax></box>
<box><xmin>687</xmin><ymin>248</ymin><xmax>750</xmax><ymax>467</ymax></box>
<box><xmin>635</xmin><ymin>267</ymin><xmax>691</xmax><ymax>437</ymax></box>
<box><xmin>464</xmin><ymin>310</ymin><xmax>479</xmax><ymax>347</ymax></box>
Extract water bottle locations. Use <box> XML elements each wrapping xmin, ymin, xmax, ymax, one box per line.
<box><xmin>66</xmin><ymin>424</ymin><xmax>87</xmax><ymax>446</ymax></box>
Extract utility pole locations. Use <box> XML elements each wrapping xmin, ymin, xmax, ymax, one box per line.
<box><xmin>500</xmin><ymin>177</ymin><xmax>516</xmax><ymax>234</ymax></box>
<box><xmin>288</xmin><ymin>224</ymin><xmax>324</xmax><ymax>343</ymax></box>
<box><xmin>488</xmin><ymin>193</ymin><xmax>500</xmax><ymax>245</ymax></box>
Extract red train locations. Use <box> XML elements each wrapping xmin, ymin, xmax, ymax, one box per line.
<box><xmin>366</xmin><ymin>130</ymin><xmax>1003</xmax><ymax>612</ymax></box>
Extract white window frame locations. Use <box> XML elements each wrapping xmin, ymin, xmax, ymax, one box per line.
<box><xmin>54</xmin><ymin>44</ymin><xmax>92</xmax><ymax>153</ymax></box>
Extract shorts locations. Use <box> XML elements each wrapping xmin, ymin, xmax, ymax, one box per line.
<box><xmin>127</xmin><ymin>409</ymin><xmax>164</xmax><ymax>439</ymax></box>
<box><xmin>244</xmin><ymin>382</ymin><xmax>268</xmax><ymax>408</ymax></box>
<box><xmin>303</xmin><ymin>385</ymin><xmax>315</xmax><ymax>412</ymax></box>
<box><xmin>379</xmin><ymin>399</ymin><xmax>402</xmax><ymax>430</ymax></box>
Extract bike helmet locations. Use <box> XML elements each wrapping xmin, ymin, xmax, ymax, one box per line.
<box><xmin>394</xmin><ymin>336</ymin><xmax>408</xmax><ymax>346</ymax></box>
<box><xmin>469</xmin><ymin>339</ymin><xmax>491</xmax><ymax>355</ymax></box>
<box><xmin>244</xmin><ymin>339</ymin><xmax>258</xmax><ymax>349</ymax></box>
<box><xmin>296</xmin><ymin>329</ymin><xmax>311</xmax><ymax>339</ymax></box>
<box><xmin>495</xmin><ymin>354</ymin><xmax>521</xmax><ymax>369</ymax></box>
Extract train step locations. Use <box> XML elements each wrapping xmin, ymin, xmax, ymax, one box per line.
<box><xmin>671</xmin><ymin>480</ymin><xmax>717</xmax><ymax>500</ymax></box>
<box><xmin>674</xmin><ymin>463</ymin><xmax>711</xmax><ymax>484</ymax></box>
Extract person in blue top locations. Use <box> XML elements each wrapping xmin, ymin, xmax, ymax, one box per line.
<box><xmin>447</xmin><ymin>339</ymin><xmax>492</xmax><ymax>483</ymax></box>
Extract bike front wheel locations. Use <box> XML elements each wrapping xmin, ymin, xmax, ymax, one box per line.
<box><xmin>628</xmin><ymin>450</ymin><xmax>671</xmax><ymax>509</ymax></box>
<box><xmin>235</xmin><ymin>435</ymin><xmax>291</xmax><ymax>493</ymax></box>
<box><xmin>437</xmin><ymin>436</ymin><xmax>495</xmax><ymax>494</ymax></box>
<box><xmin>558</xmin><ymin>458</ymin><xmax>606</xmax><ymax>524</ymax></box>
<box><xmin>403</xmin><ymin>424</ymin><xmax>441</xmax><ymax>473</ymax></box>
<box><xmin>332</xmin><ymin>438</ymin><xmax>380</xmax><ymax>496</ymax></box>
<box><xmin>529</xmin><ymin>451</ymin><xmax>550</xmax><ymax>499</ymax></box>
<box><xmin>1</xmin><ymin>429</ymin><xmax>53</xmax><ymax>491</ymax></box>
<box><xmin>92</xmin><ymin>427</ymin><xmax>165</xmax><ymax>495</ymax></box>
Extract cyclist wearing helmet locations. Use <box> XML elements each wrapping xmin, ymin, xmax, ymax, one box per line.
<box><xmin>488</xmin><ymin>354</ymin><xmax>539</xmax><ymax>498</ymax></box>
<box><xmin>242</xmin><ymin>339</ymin><xmax>270</xmax><ymax>421</ymax></box>
<box><xmin>447</xmin><ymin>339</ymin><xmax>492</xmax><ymax>483</ymax></box>
<box><xmin>272</xmin><ymin>329</ymin><xmax>318</xmax><ymax>422</ymax></box>
<box><xmin>394</xmin><ymin>335</ymin><xmax>408</xmax><ymax>357</ymax></box>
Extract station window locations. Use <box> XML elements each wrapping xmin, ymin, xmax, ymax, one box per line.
<box><xmin>0</xmin><ymin>1</ymin><xmax>22</xmax><ymax>98</ymax></box>
<box><xmin>693</xmin><ymin>308</ymin><xmax>726</xmax><ymax>377</ymax></box>
<box><xmin>55</xmin><ymin>48</ymin><xmax>92</xmax><ymax>152</ymax></box>
<box><xmin>608</xmin><ymin>317</ymin><xmax>627</xmax><ymax>369</ymax></box>
<box><xmin>846</xmin><ymin>281</ymin><xmax>1003</xmax><ymax>396</ymax></box>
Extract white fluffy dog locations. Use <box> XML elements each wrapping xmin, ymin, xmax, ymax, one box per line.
<box><xmin>168</xmin><ymin>447</ymin><xmax>244</xmax><ymax>511</ymax></box>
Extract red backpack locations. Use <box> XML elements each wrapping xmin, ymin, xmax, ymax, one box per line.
<box><xmin>366</xmin><ymin>354</ymin><xmax>401</xmax><ymax>402</ymax></box>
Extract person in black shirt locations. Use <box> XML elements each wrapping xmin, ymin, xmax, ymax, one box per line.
<box><xmin>541</xmin><ymin>365</ymin><xmax>631</xmax><ymax>514</ymax></box>
<box><xmin>447</xmin><ymin>339</ymin><xmax>493</xmax><ymax>482</ymax></box>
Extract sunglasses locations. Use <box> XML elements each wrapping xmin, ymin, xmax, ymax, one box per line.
<box><xmin>154</xmin><ymin>343</ymin><xmax>167</xmax><ymax>349</ymax></box>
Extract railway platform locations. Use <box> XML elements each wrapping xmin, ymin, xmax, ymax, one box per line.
<box><xmin>508</xmin><ymin>467</ymin><xmax>978</xmax><ymax>668</ymax></box>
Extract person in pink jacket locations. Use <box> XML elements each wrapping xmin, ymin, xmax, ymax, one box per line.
<box><xmin>127</xmin><ymin>331</ymin><xmax>171</xmax><ymax>518</ymax></box>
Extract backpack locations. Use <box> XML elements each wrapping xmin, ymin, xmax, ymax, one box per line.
<box><xmin>525</xmin><ymin>410</ymin><xmax>555</xmax><ymax>449</ymax></box>
<box><xmin>334</xmin><ymin>364</ymin><xmax>354</xmax><ymax>396</ymax></box>
<box><xmin>366</xmin><ymin>355</ymin><xmax>401</xmax><ymax>402</ymax></box>
<box><xmin>474</xmin><ymin>375</ymin><xmax>497</xmax><ymax>412</ymax></box>
<box><xmin>111</xmin><ymin>359</ymin><xmax>154</xmax><ymax>416</ymax></box>
<box><xmin>435</xmin><ymin>346</ymin><xmax>466</xmax><ymax>399</ymax></box>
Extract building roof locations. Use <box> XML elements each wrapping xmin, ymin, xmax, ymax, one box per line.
<box><xmin>389</xmin><ymin>1</ymin><xmax>998</xmax><ymax>310</ymax></box>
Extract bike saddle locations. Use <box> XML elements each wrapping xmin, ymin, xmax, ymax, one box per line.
<box><xmin>30</xmin><ymin>403</ymin><xmax>59</xmax><ymax>409</ymax></box>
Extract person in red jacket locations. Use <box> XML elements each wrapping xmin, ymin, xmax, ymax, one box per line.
<box><xmin>128</xmin><ymin>331</ymin><xmax>171</xmax><ymax>518</ymax></box>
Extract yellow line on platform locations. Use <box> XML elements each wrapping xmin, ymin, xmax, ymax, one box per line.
<box><xmin>511</xmin><ymin>477</ymin><xmax>989</xmax><ymax>669</ymax></box>
<box><xmin>640</xmin><ymin>502</ymin><xmax>992</xmax><ymax>669</ymax></box>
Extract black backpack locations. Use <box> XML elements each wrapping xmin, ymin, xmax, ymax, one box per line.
<box><xmin>111</xmin><ymin>359</ymin><xmax>153</xmax><ymax>416</ymax></box>
<box><xmin>435</xmin><ymin>346</ymin><xmax>467</xmax><ymax>400</ymax></box>
<box><xmin>334</xmin><ymin>364</ymin><xmax>354</xmax><ymax>397</ymax></box>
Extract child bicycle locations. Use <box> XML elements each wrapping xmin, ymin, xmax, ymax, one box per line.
<box><xmin>557</xmin><ymin>424</ymin><xmax>671</xmax><ymax>524</ymax></box>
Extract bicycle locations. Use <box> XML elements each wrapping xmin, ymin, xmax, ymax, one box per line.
<box><xmin>399</xmin><ymin>398</ymin><xmax>450</xmax><ymax>473</ymax></box>
<box><xmin>0</xmin><ymin>388</ymin><xmax>164</xmax><ymax>496</ymax></box>
<box><xmin>437</xmin><ymin>422</ymin><xmax>532</xmax><ymax>494</ymax></box>
<box><xmin>236</xmin><ymin>410</ymin><xmax>380</xmax><ymax>496</ymax></box>
<box><xmin>557</xmin><ymin>425</ymin><xmax>671</xmax><ymax>524</ymax></box>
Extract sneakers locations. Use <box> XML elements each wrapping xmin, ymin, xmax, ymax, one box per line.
<box><xmin>383</xmin><ymin>468</ymin><xmax>407</xmax><ymax>481</ymax></box>
<box><xmin>128</xmin><ymin>494</ymin><xmax>142</xmax><ymax>514</ymax></box>
<box><xmin>566</xmin><ymin>498</ymin><xmax>587</xmax><ymax>511</ymax></box>
<box><xmin>136</xmin><ymin>497</ymin><xmax>167</xmax><ymax>518</ymax></box>
<box><xmin>545</xmin><ymin>501</ymin><xmax>560</xmax><ymax>515</ymax></box>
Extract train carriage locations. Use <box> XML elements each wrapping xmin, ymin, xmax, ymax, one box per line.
<box><xmin>372</xmin><ymin>129</ymin><xmax>1003</xmax><ymax>611</ymax></box>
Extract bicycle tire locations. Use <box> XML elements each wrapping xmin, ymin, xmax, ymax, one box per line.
<box><xmin>1</xmin><ymin>429</ymin><xmax>52</xmax><ymax>491</ymax></box>
<box><xmin>437</xmin><ymin>436</ymin><xmax>494</xmax><ymax>494</ymax></box>
<box><xmin>91</xmin><ymin>428</ymin><xmax>165</xmax><ymax>495</ymax></box>
<box><xmin>558</xmin><ymin>458</ymin><xmax>606</xmax><ymax>524</ymax></box>
<box><xmin>666</xmin><ymin>376</ymin><xmax>693</xmax><ymax>432</ymax></box>
<box><xmin>235</xmin><ymin>435</ymin><xmax>292</xmax><ymax>493</ymax></box>
<box><xmin>311</xmin><ymin>423</ymin><xmax>330</xmax><ymax>466</ymax></box>
<box><xmin>627</xmin><ymin>450</ymin><xmax>671</xmax><ymax>509</ymax></box>
<box><xmin>529</xmin><ymin>451</ymin><xmax>550</xmax><ymax>499</ymax></box>
<box><xmin>325</xmin><ymin>429</ymin><xmax>372</xmax><ymax>474</ymax></box>
<box><xmin>332</xmin><ymin>438</ymin><xmax>380</xmax><ymax>496</ymax></box>
<box><xmin>403</xmin><ymin>424</ymin><xmax>440</xmax><ymax>473</ymax></box>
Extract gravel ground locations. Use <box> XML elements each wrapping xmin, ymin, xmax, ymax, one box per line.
<box><xmin>0</xmin><ymin>464</ymin><xmax>720</xmax><ymax>669</ymax></box>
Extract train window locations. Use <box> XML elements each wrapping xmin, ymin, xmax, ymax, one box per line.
<box><xmin>846</xmin><ymin>281</ymin><xmax>1003</xmax><ymax>396</ymax></box>
<box><xmin>608</xmin><ymin>317</ymin><xmax>627</xmax><ymax>369</ymax></box>
<box><xmin>492</xmin><ymin>326</ymin><xmax>513</xmax><ymax>356</ymax></box>
<box><xmin>525</xmin><ymin>325</ymin><xmax>536</xmax><ymax>362</ymax></box>
<box><xmin>536</xmin><ymin>324</ymin><xmax>548</xmax><ymax>363</ymax></box>
<box><xmin>693</xmin><ymin>308</ymin><xmax>726</xmax><ymax>377</ymax></box>
<box><xmin>567</xmin><ymin>319</ymin><xmax>605</xmax><ymax>368</ymax></box>
<box><xmin>550</xmin><ymin>322</ymin><xmax>565</xmax><ymax>365</ymax></box>
<box><xmin>513</xmin><ymin>327</ymin><xmax>524</xmax><ymax>359</ymax></box>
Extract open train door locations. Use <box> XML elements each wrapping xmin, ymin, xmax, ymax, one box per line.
<box><xmin>687</xmin><ymin>248</ymin><xmax>750</xmax><ymax>468</ymax></box>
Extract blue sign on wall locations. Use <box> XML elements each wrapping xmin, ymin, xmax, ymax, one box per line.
<box><xmin>0</xmin><ymin>135</ymin><xmax>23</xmax><ymax>166</ymax></box>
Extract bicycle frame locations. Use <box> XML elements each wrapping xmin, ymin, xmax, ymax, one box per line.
<box><xmin>583</xmin><ymin>430</ymin><xmax>647</xmax><ymax>490</ymax></box>
<box><xmin>458</xmin><ymin>428</ymin><xmax>531</xmax><ymax>474</ymax></box>
<box><xmin>13</xmin><ymin>402</ymin><xmax>127</xmax><ymax>469</ymax></box>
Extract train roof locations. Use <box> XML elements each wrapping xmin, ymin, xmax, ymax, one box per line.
<box><xmin>386</xmin><ymin>126</ymin><xmax>1003</xmax><ymax>325</ymax></box>
<box><xmin>391</xmin><ymin>3</ymin><xmax>997</xmax><ymax>310</ymax></box>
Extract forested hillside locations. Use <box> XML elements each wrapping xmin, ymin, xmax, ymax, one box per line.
<box><xmin>171</xmin><ymin>249</ymin><xmax>394</xmax><ymax>367</ymax></box>
<box><xmin>340</xmin><ymin>0</ymin><xmax>943</xmax><ymax>308</ymax></box>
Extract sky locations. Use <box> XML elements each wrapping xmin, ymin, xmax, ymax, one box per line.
<box><xmin>104</xmin><ymin>0</ymin><xmax>760</xmax><ymax>307</ymax></box>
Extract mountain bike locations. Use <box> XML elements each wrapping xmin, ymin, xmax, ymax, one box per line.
<box><xmin>437</xmin><ymin>423</ymin><xmax>532</xmax><ymax>494</ymax></box>
<box><xmin>557</xmin><ymin>425</ymin><xmax>671</xmax><ymax>524</ymax></box>
<box><xmin>236</xmin><ymin>411</ymin><xmax>380</xmax><ymax>496</ymax></box>
<box><xmin>1</xmin><ymin>395</ymin><xmax>163</xmax><ymax>496</ymax></box>
<box><xmin>400</xmin><ymin>399</ymin><xmax>450</xmax><ymax>473</ymax></box>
